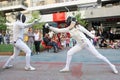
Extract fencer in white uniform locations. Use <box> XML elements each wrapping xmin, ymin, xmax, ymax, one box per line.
<box><xmin>45</xmin><ymin>16</ymin><xmax>118</xmax><ymax>74</ymax></box>
<box><xmin>3</xmin><ymin>13</ymin><xmax>39</xmax><ymax>71</ymax></box>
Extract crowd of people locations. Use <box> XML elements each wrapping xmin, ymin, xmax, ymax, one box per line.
<box><xmin>43</xmin><ymin>32</ymin><xmax>77</xmax><ymax>52</ymax></box>
<box><xmin>25</xmin><ymin>27</ymin><xmax>77</xmax><ymax>54</ymax></box>
<box><xmin>1</xmin><ymin>25</ymin><xmax>120</xmax><ymax>51</ymax></box>
<box><xmin>24</xmin><ymin>26</ymin><xmax>120</xmax><ymax>54</ymax></box>
<box><xmin>89</xmin><ymin>28</ymin><xmax>120</xmax><ymax>49</ymax></box>
<box><xmin>0</xmin><ymin>31</ymin><xmax>10</xmax><ymax>44</ymax></box>
<box><xmin>0</xmin><ymin>26</ymin><xmax>77</xmax><ymax>54</ymax></box>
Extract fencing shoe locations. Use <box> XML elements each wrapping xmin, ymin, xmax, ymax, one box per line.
<box><xmin>3</xmin><ymin>64</ymin><xmax>13</xmax><ymax>69</ymax></box>
<box><xmin>60</xmin><ymin>67</ymin><xmax>70</xmax><ymax>72</ymax></box>
<box><xmin>111</xmin><ymin>65</ymin><xmax>118</xmax><ymax>74</ymax></box>
<box><xmin>25</xmin><ymin>66</ymin><xmax>36</xmax><ymax>71</ymax></box>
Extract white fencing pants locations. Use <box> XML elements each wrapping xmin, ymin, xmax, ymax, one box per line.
<box><xmin>64</xmin><ymin>39</ymin><xmax>115</xmax><ymax>71</ymax></box>
<box><xmin>4</xmin><ymin>39</ymin><xmax>32</xmax><ymax>67</ymax></box>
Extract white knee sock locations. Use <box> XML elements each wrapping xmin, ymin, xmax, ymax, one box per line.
<box><xmin>4</xmin><ymin>56</ymin><xmax>14</xmax><ymax>66</ymax></box>
<box><xmin>64</xmin><ymin>55</ymin><xmax>72</xmax><ymax>69</ymax></box>
<box><xmin>26</xmin><ymin>53</ymin><xmax>31</xmax><ymax>67</ymax></box>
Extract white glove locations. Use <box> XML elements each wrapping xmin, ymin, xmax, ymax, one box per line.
<box><xmin>33</xmin><ymin>19</ymin><xmax>40</xmax><ymax>24</ymax></box>
<box><xmin>45</xmin><ymin>23</ymin><xmax>50</xmax><ymax>29</ymax></box>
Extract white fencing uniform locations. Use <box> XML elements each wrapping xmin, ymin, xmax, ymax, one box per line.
<box><xmin>3</xmin><ymin>13</ymin><xmax>38</xmax><ymax>71</ymax></box>
<box><xmin>48</xmin><ymin>22</ymin><xmax>118</xmax><ymax>74</ymax></box>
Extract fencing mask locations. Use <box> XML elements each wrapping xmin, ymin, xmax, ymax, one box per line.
<box><xmin>66</xmin><ymin>16</ymin><xmax>76</xmax><ymax>26</ymax></box>
<box><xmin>16</xmin><ymin>13</ymin><xmax>26</xmax><ymax>23</ymax></box>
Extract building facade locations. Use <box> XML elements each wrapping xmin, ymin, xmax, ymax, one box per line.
<box><xmin>0</xmin><ymin>0</ymin><xmax>120</xmax><ymax>39</ymax></box>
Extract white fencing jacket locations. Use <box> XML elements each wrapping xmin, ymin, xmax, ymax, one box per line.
<box><xmin>13</xmin><ymin>20</ymin><xmax>36</xmax><ymax>42</ymax></box>
<box><xmin>6</xmin><ymin>20</ymin><xmax>36</xmax><ymax>42</ymax></box>
<box><xmin>49</xmin><ymin>24</ymin><xmax>95</xmax><ymax>44</ymax></box>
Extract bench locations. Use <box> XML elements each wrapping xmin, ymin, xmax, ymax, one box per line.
<box><xmin>41</xmin><ymin>41</ymin><xmax>52</xmax><ymax>52</ymax></box>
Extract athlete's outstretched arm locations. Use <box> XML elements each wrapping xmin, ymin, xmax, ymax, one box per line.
<box><xmin>18</xmin><ymin>19</ymin><xmax>39</xmax><ymax>29</ymax></box>
<box><xmin>45</xmin><ymin>21</ymin><xmax>76</xmax><ymax>33</ymax></box>
<box><xmin>49</xmin><ymin>26</ymin><xmax>69</xmax><ymax>33</ymax></box>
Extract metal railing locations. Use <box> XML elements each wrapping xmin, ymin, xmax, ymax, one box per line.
<box><xmin>31</xmin><ymin>0</ymin><xmax>79</xmax><ymax>7</ymax></box>
<box><xmin>55</xmin><ymin>0</ymin><xmax>78</xmax><ymax>3</ymax></box>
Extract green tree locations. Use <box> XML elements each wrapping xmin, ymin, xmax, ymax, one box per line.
<box><xmin>75</xmin><ymin>12</ymin><xmax>88</xmax><ymax>28</ymax></box>
<box><xmin>0</xmin><ymin>12</ymin><xmax>7</xmax><ymax>32</ymax></box>
<box><xmin>28</xmin><ymin>11</ymin><xmax>44</xmax><ymax>29</ymax></box>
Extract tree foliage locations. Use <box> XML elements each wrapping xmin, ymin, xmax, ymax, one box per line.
<box><xmin>28</xmin><ymin>11</ymin><xmax>44</xmax><ymax>29</ymax></box>
<box><xmin>75</xmin><ymin>12</ymin><xmax>88</xmax><ymax>27</ymax></box>
<box><xmin>0</xmin><ymin>12</ymin><xmax>7</xmax><ymax>32</ymax></box>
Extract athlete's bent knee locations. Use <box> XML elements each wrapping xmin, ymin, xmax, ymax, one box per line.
<box><xmin>26</xmin><ymin>50</ymin><xmax>31</xmax><ymax>56</ymax></box>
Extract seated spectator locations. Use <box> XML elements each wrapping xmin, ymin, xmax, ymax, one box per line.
<box><xmin>109</xmin><ymin>40</ymin><xmax>120</xmax><ymax>49</ymax></box>
<box><xmin>113</xmin><ymin>40</ymin><xmax>119</xmax><ymax>49</ymax></box>
<box><xmin>43</xmin><ymin>33</ymin><xmax>59</xmax><ymax>53</ymax></box>
<box><xmin>99</xmin><ymin>38</ymin><xmax>108</xmax><ymax>48</ymax></box>
<box><xmin>117</xmin><ymin>40</ymin><xmax>120</xmax><ymax>48</ymax></box>
<box><xmin>52</xmin><ymin>33</ymin><xmax>62</xmax><ymax>49</ymax></box>
<box><xmin>108</xmin><ymin>40</ymin><xmax>116</xmax><ymax>49</ymax></box>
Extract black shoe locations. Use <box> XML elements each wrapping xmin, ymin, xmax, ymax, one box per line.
<box><xmin>54</xmin><ymin>50</ymin><xmax>58</xmax><ymax>53</ymax></box>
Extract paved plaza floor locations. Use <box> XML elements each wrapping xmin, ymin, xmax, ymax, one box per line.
<box><xmin>0</xmin><ymin>48</ymin><xmax>120</xmax><ymax>80</ymax></box>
